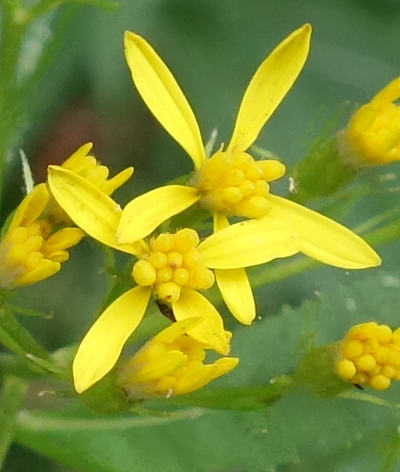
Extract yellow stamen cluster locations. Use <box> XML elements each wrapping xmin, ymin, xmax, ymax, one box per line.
<box><xmin>118</xmin><ymin>319</ymin><xmax>238</xmax><ymax>398</ymax></box>
<box><xmin>343</xmin><ymin>77</ymin><xmax>400</xmax><ymax>165</ymax></box>
<box><xmin>336</xmin><ymin>322</ymin><xmax>400</xmax><ymax>390</ymax></box>
<box><xmin>0</xmin><ymin>220</ymin><xmax>83</xmax><ymax>290</ymax></box>
<box><xmin>132</xmin><ymin>229</ymin><xmax>214</xmax><ymax>303</ymax></box>
<box><xmin>191</xmin><ymin>151</ymin><xmax>285</xmax><ymax>218</ymax></box>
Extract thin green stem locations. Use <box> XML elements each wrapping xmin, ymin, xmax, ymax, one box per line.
<box><xmin>0</xmin><ymin>375</ymin><xmax>27</xmax><ymax>469</ymax></box>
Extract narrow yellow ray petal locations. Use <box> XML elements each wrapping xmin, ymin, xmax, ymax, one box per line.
<box><xmin>371</xmin><ymin>76</ymin><xmax>400</xmax><ymax>105</ymax></box>
<box><xmin>153</xmin><ymin>317</ymin><xmax>203</xmax><ymax>344</ymax></box>
<box><xmin>215</xmin><ymin>269</ymin><xmax>256</xmax><ymax>325</ymax></box>
<box><xmin>73</xmin><ymin>286</ymin><xmax>151</xmax><ymax>393</ymax></box>
<box><xmin>118</xmin><ymin>185</ymin><xmax>200</xmax><ymax>244</ymax></box>
<box><xmin>48</xmin><ymin>166</ymin><xmax>138</xmax><ymax>255</ymax></box>
<box><xmin>172</xmin><ymin>288</ymin><xmax>230</xmax><ymax>355</ymax></box>
<box><xmin>227</xmin><ymin>24</ymin><xmax>312</xmax><ymax>152</ymax></box>
<box><xmin>213</xmin><ymin>212</ymin><xmax>256</xmax><ymax>324</ymax></box>
<box><xmin>124</xmin><ymin>31</ymin><xmax>206</xmax><ymax>169</ymax></box>
<box><xmin>10</xmin><ymin>184</ymin><xmax>49</xmax><ymax>230</ymax></box>
<box><xmin>268</xmin><ymin>195</ymin><xmax>381</xmax><ymax>269</ymax></box>
<box><xmin>199</xmin><ymin>218</ymin><xmax>300</xmax><ymax>269</ymax></box>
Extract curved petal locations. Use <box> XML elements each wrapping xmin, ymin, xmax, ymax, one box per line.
<box><xmin>153</xmin><ymin>317</ymin><xmax>203</xmax><ymax>344</ymax></box>
<box><xmin>227</xmin><ymin>24</ymin><xmax>311</xmax><ymax>152</ymax></box>
<box><xmin>199</xmin><ymin>218</ymin><xmax>300</xmax><ymax>269</ymax></box>
<box><xmin>124</xmin><ymin>31</ymin><xmax>206</xmax><ymax>169</ymax></box>
<box><xmin>215</xmin><ymin>269</ymin><xmax>255</xmax><ymax>325</ymax></box>
<box><xmin>268</xmin><ymin>195</ymin><xmax>381</xmax><ymax>269</ymax></box>
<box><xmin>118</xmin><ymin>185</ymin><xmax>200</xmax><ymax>244</ymax></box>
<box><xmin>371</xmin><ymin>76</ymin><xmax>400</xmax><ymax>105</ymax></box>
<box><xmin>73</xmin><ymin>286</ymin><xmax>151</xmax><ymax>393</ymax></box>
<box><xmin>48</xmin><ymin>166</ymin><xmax>138</xmax><ymax>255</ymax></box>
<box><xmin>15</xmin><ymin>260</ymin><xmax>60</xmax><ymax>287</ymax></box>
<box><xmin>172</xmin><ymin>288</ymin><xmax>230</xmax><ymax>355</ymax></box>
<box><xmin>61</xmin><ymin>142</ymin><xmax>93</xmax><ymax>169</ymax></box>
<box><xmin>10</xmin><ymin>184</ymin><xmax>49</xmax><ymax>230</ymax></box>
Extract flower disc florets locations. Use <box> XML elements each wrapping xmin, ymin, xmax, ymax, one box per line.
<box><xmin>132</xmin><ymin>228</ymin><xmax>214</xmax><ymax>303</ymax></box>
<box><xmin>336</xmin><ymin>322</ymin><xmax>400</xmax><ymax>390</ymax></box>
<box><xmin>190</xmin><ymin>152</ymin><xmax>285</xmax><ymax>218</ymax></box>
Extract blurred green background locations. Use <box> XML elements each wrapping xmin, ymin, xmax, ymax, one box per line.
<box><xmin>3</xmin><ymin>0</ymin><xmax>400</xmax><ymax>470</ymax></box>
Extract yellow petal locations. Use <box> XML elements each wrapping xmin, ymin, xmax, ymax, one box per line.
<box><xmin>48</xmin><ymin>166</ymin><xmax>138</xmax><ymax>255</ymax></box>
<box><xmin>213</xmin><ymin>213</ymin><xmax>256</xmax><ymax>324</ymax></box>
<box><xmin>124</xmin><ymin>31</ymin><xmax>206</xmax><ymax>169</ymax></box>
<box><xmin>61</xmin><ymin>142</ymin><xmax>93</xmax><ymax>169</ymax></box>
<box><xmin>118</xmin><ymin>185</ymin><xmax>199</xmax><ymax>244</ymax></box>
<box><xmin>14</xmin><ymin>260</ymin><xmax>60</xmax><ymax>287</ymax></box>
<box><xmin>174</xmin><ymin>357</ymin><xmax>239</xmax><ymax>395</ymax></box>
<box><xmin>199</xmin><ymin>218</ymin><xmax>300</xmax><ymax>269</ymax></box>
<box><xmin>215</xmin><ymin>269</ymin><xmax>255</xmax><ymax>325</ymax></box>
<box><xmin>227</xmin><ymin>24</ymin><xmax>311</xmax><ymax>152</ymax></box>
<box><xmin>73</xmin><ymin>286</ymin><xmax>151</xmax><ymax>393</ymax></box>
<box><xmin>267</xmin><ymin>195</ymin><xmax>381</xmax><ymax>269</ymax></box>
<box><xmin>172</xmin><ymin>288</ymin><xmax>230</xmax><ymax>355</ymax></box>
<box><xmin>10</xmin><ymin>184</ymin><xmax>49</xmax><ymax>230</ymax></box>
<box><xmin>371</xmin><ymin>76</ymin><xmax>400</xmax><ymax>105</ymax></box>
<box><xmin>153</xmin><ymin>317</ymin><xmax>203</xmax><ymax>344</ymax></box>
<box><xmin>131</xmin><ymin>351</ymin><xmax>186</xmax><ymax>382</ymax></box>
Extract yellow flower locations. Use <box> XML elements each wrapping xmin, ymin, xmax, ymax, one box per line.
<box><xmin>46</xmin><ymin>142</ymin><xmax>134</xmax><ymax>224</ymax></box>
<box><xmin>342</xmin><ymin>76</ymin><xmax>400</xmax><ymax>165</ymax></box>
<box><xmin>335</xmin><ymin>321</ymin><xmax>400</xmax><ymax>390</ymax></box>
<box><xmin>118</xmin><ymin>318</ymin><xmax>238</xmax><ymax>399</ymax></box>
<box><xmin>0</xmin><ymin>184</ymin><xmax>83</xmax><ymax>289</ymax></box>
<box><xmin>48</xmin><ymin>166</ymin><xmax>380</xmax><ymax>393</ymax></box>
<box><xmin>119</xmin><ymin>25</ymin><xmax>311</xmax><ymax>241</ymax></box>
<box><xmin>119</xmin><ymin>25</ymin><xmax>380</xmax><ymax>323</ymax></box>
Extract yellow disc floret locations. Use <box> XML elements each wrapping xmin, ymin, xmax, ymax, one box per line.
<box><xmin>190</xmin><ymin>151</ymin><xmax>285</xmax><ymax>218</ymax></box>
<box><xmin>335</xmin><ymin>321</ymin><xmax>400</xmax><ymax>390</ymax></box>
<box><xmin>132</xmin><ymin>229</ymin><xmax>214</xmax><ymax>303</ymax></box>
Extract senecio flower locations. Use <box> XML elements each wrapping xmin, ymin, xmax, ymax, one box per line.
<box><xmin>343</xmin><ymin>76</ymin><xmax>400</xmax><ymax>165</ymax></box>
<box><xmin>48</xmin><ymin>165</ymin><xmax>380</xmax><ymax>393</ymax></box>
<box><xmin>336</xmin><ymin>322</ymin><xmax>400</xmax><ymax>390</ymax></box>
<box><xmin>0</xmin><ymin>143</ymin><xmax>133</xmax><ymax>290</ymax></box>
<box><xmin>118</xmin><ymin>318</ymin><xmax>238</xmax><ymax>399</ymax></box>
<box><xmin>0</xmin><ymin>184</ymin><xmax>83</xmax><ymax>289</ymax></box>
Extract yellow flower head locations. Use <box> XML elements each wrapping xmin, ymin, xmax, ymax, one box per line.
<box><xmin>343</xmin><ymin>76</ymin><xmax>400</xmax><ymax>165</ymax></box>
<box><xmin>118</xmin><ymin>318</ymin><xmax>238</xmax><ymax>399</ymax></box>
<box><xmin>119</xmin><ymin>25</ymin><xmax>311</xmax><ymax>242</ymax></box>
<box><xmin>46</xmin><ymin>142</ymin><xmax>134</xmax><ymax>224</ymax></box>
<box><xmin>0</xmin><ymin>184</ymin><xmax>83</xmax><ymax>289</ymax></box>
<box><xmin>335</xmin><ymin>321</ymin><xmax>400</xmax><ymax>390</ymax></box>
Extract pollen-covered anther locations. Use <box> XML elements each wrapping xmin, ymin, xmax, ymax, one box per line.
<box><xmin>336</xmin><ymin>321</ymin><xmax>400</xmax><ymax>390</ymax></box>
<box><xmin>132</xmin><ymin>228</ymin><xmax>214</xmax><ymax>303</ymax></box>
<box><xmin>190</xmin><ymin>151</ymin><xmax>285</xmax><ymax>218</ymax></box>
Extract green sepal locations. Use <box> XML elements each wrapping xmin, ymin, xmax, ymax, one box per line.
<box><xmin>291</xmin><ymin>137</ymin><xmax>358</xmax><ymax>203</ymax></box>
<box><xmin>293</xmin><ymin>343</ymin><xmax>351</xmax><ymax>397</ymax></box>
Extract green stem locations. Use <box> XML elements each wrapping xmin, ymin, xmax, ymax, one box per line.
<box><xmin>0</xmin><ymin>375</ymin><xmax>27</xmax><ymax>469</ymax></box>
<box><xmin>0</xmin><ymin>307</ymin><xmax>49</xmax><ymax>359</ymax></box>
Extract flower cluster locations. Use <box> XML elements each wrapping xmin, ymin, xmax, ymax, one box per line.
<box><xmin>336</xmin><ymin>322</ymin><xmax>400</xmax><ymax>390</ymax></box>
<box><xmin>5</xmin><ymin>24</ymin><xmax>388</xmax><ymax>401</ymax></box>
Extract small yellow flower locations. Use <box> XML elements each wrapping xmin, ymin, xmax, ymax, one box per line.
<box><xmin>47</xmin><ymin>166</ymin><xmax>381</xmax><ymax>393</ymax></box>
<box><xmin>336</xmin><ymin>321</ymin><xmax>400</xmax><ymax>390</ymax></box>
<box><xmin>119</xmin><ymin>25</ymin><xmax>311</xmax><ymax>241</ymax></box>
<box><xmin>118</xmin><ymin>318</ymin><xmax>238</xmax><ymax>399</ymax></box>
<box><xmin>46</xmin><ymin>142</ymin><xmax>134</xmax><ymax>224</ymax></box>
<box><xmin>119</xmin><ymin>25</ymin><xmax>380</xmax><ymax>323</ymax></box>
<box><xmin>0</xmin><ymin>184</ymin><xmax>83</xmax><ymax>289</ymax></box>
<box><xmin>342</xmin><ymin>76</ymin><xmax>400</xmax><ymax>165</ymax></box>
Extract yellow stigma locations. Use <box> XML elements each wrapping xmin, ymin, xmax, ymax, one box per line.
<box><xmin>190</xmin><ymin>151</ymin><xmax>285</xmax><ymax>218</ymax></box>
<box><xmin>335</xmin><ymin>321</ymin><xmax>400</xmax><ymax>390</ymax></box>
<box><xmin>343</xmin><ymin>76</ymin><xmax>400</xmax><ymax>165</ymax></box>
<box><xmin>132</xmin><ymin>229</ymin><xmax>214</xmax><ymax>303</ymax></box>
<box><xmin>118</xmin><ymin>318</ymin><xmax>238</xmax><ymax>399</ymax></box>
